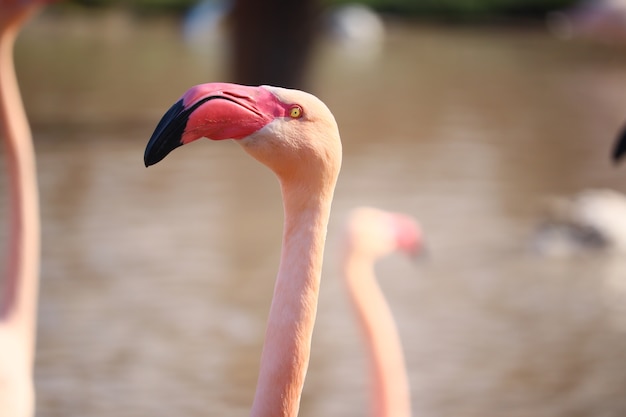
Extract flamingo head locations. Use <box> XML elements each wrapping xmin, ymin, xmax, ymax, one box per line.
<box><xmin>343</xmin><ymin>207</ymin><xmax>424</xmax><ymax>260</ymax></box>
<box><xmin>144</xmin><ymin>83</ymin><xmax>342</xmax><ymax>189</ymax></box>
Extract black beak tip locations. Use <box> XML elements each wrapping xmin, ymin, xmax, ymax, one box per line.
<box><xmin>143</xmin><ymin>145</ymin><xmax>166</xmax><ymax>167</ymax></box>
<box><xmin>612</xmin><ymin>124</ymin><xmax>626</xmax><ymax>164</ymax></box>
<box><xmin>143</xmin><ymin>135</ymin><xmax>183</xmax><ymax>167</ymax></box>
<box><xmin>144</xmin><ymin>99</ymin><xmax>187</xmax><ymax>167</ymax></box>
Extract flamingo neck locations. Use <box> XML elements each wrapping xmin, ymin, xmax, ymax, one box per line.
<box><xmin>250</xmin><ymin>183</ymin><xmax>334</xmax><ymax>417</ymax></box>
<box><xmin>342</xmin><ymin>255</ymin><xmax>412</xmax><ymax>417</ymax></box>
<box><xmin>0</xmin><ymin>13</ymin><xmax>41</xmax><ymax>364</ymax></box>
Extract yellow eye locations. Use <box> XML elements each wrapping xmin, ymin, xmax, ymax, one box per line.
<box><xmin>289</xmin><ymin>105</ymin><xmax>303</xmax><ymax>119</ymax></box>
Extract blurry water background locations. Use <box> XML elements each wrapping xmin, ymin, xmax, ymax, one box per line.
<box><xmin>2</xmin><ymin>7</ymin><xmax>626</xmax><ymax>417</ymax></box>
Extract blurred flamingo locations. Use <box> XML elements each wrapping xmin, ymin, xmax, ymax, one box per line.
<box><xmin>0</xmin><ymin>1</ymin><xmax>53</xmax><ymax>416</ymax></box>
<box><xmin>531</xmin><ymin>189</ymin><xmax>626</xmax><ymax>256</ymax></box>
<box><xmin>342</xmin><ymin>207</ymin><xmax>422</xmax><ymax>417</ymax></box>
<box><xmin>548</xmin><ymin>0</ymin><xmax>626</xmax><ymax>42</ymax></box>
<box><xmin>144</xmin><ymin>82</ymin><xmax>342</xmax><ymax>417</ymax></box>
<box><xmin>529</xmin><ymin>133</ymin><xmax>626</xmax><ymax>256</ymax></box>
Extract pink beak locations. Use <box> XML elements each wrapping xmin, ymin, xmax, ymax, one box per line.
<box><xmin>390</xmin><ymin>213</ymin><xmax>425</xmax><ymax>259</ymax></box>
<box><xmin>144</xmin><ymin>83</ymin><xmax>288</xmax><ymax>167</ymax></box>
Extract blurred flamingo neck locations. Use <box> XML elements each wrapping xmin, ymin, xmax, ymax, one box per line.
<box><xmin>343</xmin><ymin>256</ymin><xmax>412</xmax><ymax>417</ymax></box>
<box><xmin>0</xmin><ymin>15</ymin><xmax>41</xmax><ymax>362</ymax></box>
<box><xmin>0</xmin><ymin>22</ymin><xmax>27</xmax><ymax>147</ymax></box>
<box><xmin>250</xmin><ymin>183</ymin><xmax>334</xmax><ymax>417</ymax></box>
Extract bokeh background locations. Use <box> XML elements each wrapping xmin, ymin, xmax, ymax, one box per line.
<box><xmin>3</xmin><ymin>0</ymin><xmax>626</xmax><ymax>415</ymax></box>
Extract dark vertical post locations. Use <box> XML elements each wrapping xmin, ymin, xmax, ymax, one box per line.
<box><xmin>230</xmin><ymin>0</ymin><xmax>318</xmax><ymax>89</ymax></box>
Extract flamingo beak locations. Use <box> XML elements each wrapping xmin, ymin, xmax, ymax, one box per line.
<box><xmin>398</xmin><ymin>237</ymin><xmax>428</xmax><ymax>261</ymax></box>
<box><xmin>390</xmin><ymin>214</ymin><xmax>426</xmax><ymax>260</ymax></box>
<box><xmin>408</xmin><ymin>242</ymin><xmax>428</xmax><ymax>261</ymax></box>
<box><xmin>144</xmin><ymin>83</ymin><xmax>285</xmax><ymax>167</ymax></box>
<box><xmin>144</xmin><ymin>99</ymin><xmax>188</xmax><ymax>167</ymax></box>
<box><xmin>613</xmin><ymin>124</ymin><xmax>626</xmax><ymax>163</ymax></box>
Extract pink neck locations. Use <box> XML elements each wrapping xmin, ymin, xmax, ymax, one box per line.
<box><xmin>0</xmin><ymin>14</ymin><xmax>41</xmax><ymax>365</ymax></box>
<box><xmin>250</xmin><ymin>184</ymin><xmax>333</xmax><ymax>417</ymax></box>
<box><xmin>343</xmin><ymin>256</ymin><xmax>412</xmax><ymax>417</ymax></box>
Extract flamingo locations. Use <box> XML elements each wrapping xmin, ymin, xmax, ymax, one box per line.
<box><xmin>0</xmin><ymin>1</ymin><xmax>52</xmax><ymax>416</ymax></box>
<box><xmin>341</xmin><ymin>207</ymin><xmax>422</xmax><ymax>417</ymax></box>
<box><xmin>144</xmin><ymin>82</ymin><xmax>342</xmax><ymax>417</ymax></box>
<box><xmin>525</xmin><ymin>130</ymin><xmax>626</xmax><ymax>256</ymax></box>
<box><xmin>531</xmin><ymin>189</ymin><xmax>626</xmax><ymax>256</ymax></box>
<box><xmin>526</xmin><ymin>128</ymin><xmax>626</xmax><ymax>254</ymax></box>
<box><xmin>547</xmin><ymin>0</ymin><xmax>626</xmax><ymax>42</ymax></box>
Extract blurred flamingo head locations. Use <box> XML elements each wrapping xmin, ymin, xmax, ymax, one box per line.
<box><xmin>343</xmin><ymin>207</ymin><xmax>424</xmax><ymax>260</ymax></box>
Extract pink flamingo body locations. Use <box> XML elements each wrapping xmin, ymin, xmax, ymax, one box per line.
<box><xmin>144</xmin><ymin>82</ymin><xmax>342</xmax><ymax>417</ymax></box>
<box><xmin>342</xmin><ymin>207</ymin><xmax>422</xmax><ymax>417</ymax></box>
<box><xmin>0</xmin><ymin>2</ymin><xmax>53</xmax><ymax>416</ymax></box>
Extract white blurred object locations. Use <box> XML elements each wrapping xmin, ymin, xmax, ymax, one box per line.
<box><xmin>326</xmin><ymin>4</ymin><xmax>386</xmax><ymax>61</ymax></box>
<box><xmin>547</xmin><ymin>0</ymin><xmax>626</xmax><ymax>42</ymax></box>
<box><xmin>532</xmin><ymin>189</ymin><xmax>626</xmax><ymax>256</ymax></box>
<box><xmin>182</xmin><ymin>0</ymin><xmax>231</xmax><ymax>48</ymax></box>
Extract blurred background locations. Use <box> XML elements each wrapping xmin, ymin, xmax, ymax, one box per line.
<box><xmin>3</xmin><ymin>0</ymin><xmax>626</xmax><ymax>415</ymax></box>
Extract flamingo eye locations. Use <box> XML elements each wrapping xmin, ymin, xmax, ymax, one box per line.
<box><xmin>289</xmin><ymin>105</ymin><xmax>303</xmax><ymax>119</ymax></box>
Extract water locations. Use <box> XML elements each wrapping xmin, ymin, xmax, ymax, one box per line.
<box><xmin>2</xmin><ymin>10</ymin><xmax>626</xmax><ymax>417</ymax></box>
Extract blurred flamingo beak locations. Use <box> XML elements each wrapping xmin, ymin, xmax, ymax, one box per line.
<box><xmin>409</xmin><ymin>242</ymin><xmax>428</xmax><ymax>261</ymax></box>
<box><xmin>144</xmin><ymin>83</ymin><xmax>286</xmax><ymax>167</ymax></box>
<box><xmin>613</xmin><ymin>124</ymin><xmax>626</xmax><ymax>163</ymax></box>
<box><xmin>390</xmin><ymin>213</ymin><xmax>426</xmax><ymax>260</ymax></box>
